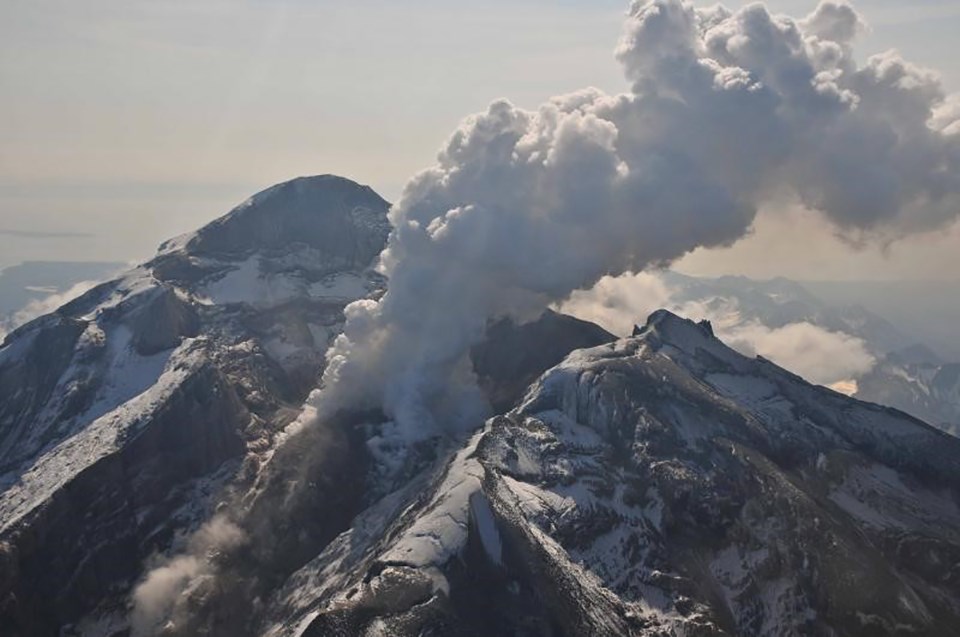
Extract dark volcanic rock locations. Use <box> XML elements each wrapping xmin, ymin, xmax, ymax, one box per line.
<box><xmin>128</xmin><ymin>286</ymin><xmax>200</xmax><ymax>356</ymax></box>
<box><xmin>472</xmin><ymin>309</ymin><xmax>616</xmax><ymax>413</ymax></box>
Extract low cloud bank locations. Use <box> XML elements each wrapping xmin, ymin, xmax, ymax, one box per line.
<box><xmin>0</xmin><ymin>280</ymin><xmax>101</xmax><ymax>340</ymax></box>
<box><xmin>560</xmin><ymin>271</ymin><xmax>875</xmax><ymax>386</ymax></box>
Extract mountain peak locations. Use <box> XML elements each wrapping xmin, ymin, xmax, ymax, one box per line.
<box><xmin>633</xmin><ymin>308</ymin><xmax>719</xmax><ymax>352</ymax></box>
<box><xmin>157</xmin><ymin>175</ymin><xmax>391</xmax><ymax>262</ymax></box>
<box><xmin>149</xmin><ymin>175</ymin><xmax>392</xmax><ymax>285</ymax></box>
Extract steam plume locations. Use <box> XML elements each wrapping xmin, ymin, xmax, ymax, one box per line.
<box><xmin>132</xmin><ymin>1</ymin><xmax>960</xmax><ymax>629</ymax></box>
<box><xmin>316</xmin><ymin>0</ymin><xmax>960</xmax><ymax>438</ymax></box>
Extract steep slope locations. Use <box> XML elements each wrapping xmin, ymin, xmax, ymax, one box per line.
<box><xmin>857</xmin><ymin>355</ymin><xmax>960</xmax><ymax>436</ymax></box>
<box><xmin>262</xmin><ymin>311</ymin><xmax>960</xmax><ymax>637</ymax></box>
<box><xmin>578</xmin><ymin>271</ymin><xmax>960</xmax><ymax>436</ymax></box>
<box><xmin>0</xmin><ymin>175</ymin><xmax>391</xmax><ymax>636</ymax></box>
<box><xmin>656</xmin><ymin>274</ymin><xmax>960</xmax><ymax>435</ymax></box>
<box><xmin>657</xmin><ymin>273</ymin><xmax>960</xmax><ymax>436</ymax></box>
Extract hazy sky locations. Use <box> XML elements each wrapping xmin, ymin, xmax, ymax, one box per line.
<box><xmin>2</xmin><ymin>0</ymin><xmax>958</xmax><ymax>278</ymax></box>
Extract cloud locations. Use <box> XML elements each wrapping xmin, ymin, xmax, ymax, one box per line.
<box><xmin>722</xmin><ymin>321</ymin><xmax>875</xmax><ymax>386</ymax></box>
<box><xmin>559</xmin><ymin>271</ymin><xmax>875</xmax><ymax>387</ymax></box>
<box><xmin>312</xmin><ymin>0</ymin><xmax>960</xmax><ymax>452</ymax></box>
<box><xmin>559</xmin><ymin>271</ymin><xmax>674</xmax><ymax>337</ymax></box>
<box><xmin>0</xmin><ymin>280</ymin><xmax>101</xmax><ymax>337</ymax></box>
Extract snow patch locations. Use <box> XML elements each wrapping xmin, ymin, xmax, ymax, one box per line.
<box><xmin>468</xmin><ymin>491</ymin><xmax>502</xmax><ymax>565</ymax></box>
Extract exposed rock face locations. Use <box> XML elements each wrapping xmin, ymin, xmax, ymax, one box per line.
<box><xmin>0</xmin><ymin>175</ymin><xmax>391</xmax><ymax>636</ymax></box>
<box><xmin>259</xmin><ymin>311</ymin><xmax>960</xmax><ymax>637</ymax></box>
<box><xmin>857</xmin><ymin>355</ymin><xmax>960</xmax><ymax>436</ymax></box>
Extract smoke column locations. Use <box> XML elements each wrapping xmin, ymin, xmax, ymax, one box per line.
<box><xmin>315</xmin><ymin>0</ymin><xmax>960</xmax><ymax>440</ymax></box>
<box><xmin>131</xmin><ymin>2</ymin><xmax>960</xmax><ymax>631</ymax></box>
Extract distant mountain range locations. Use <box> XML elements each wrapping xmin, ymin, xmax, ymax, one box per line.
<box><xmin>639</xmin><ymin>272</ymin><xmax>960</xmax><ymax>436</ymax></box>
<box><xmin>804</xmin><ymin>279</ymin><xmax>960</xmax><ymax>362</ymax></box>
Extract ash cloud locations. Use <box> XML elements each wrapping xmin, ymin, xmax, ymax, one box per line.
<box><xmin>316</xmin><ymin>0</ymin><xmax>959</xmax><ymax>439</ymax></box>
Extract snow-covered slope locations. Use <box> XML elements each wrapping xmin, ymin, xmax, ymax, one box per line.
<box><xmin>857</xmin><ymin>356</ymin><xmax>960</xmax><ymax>437</ymax></box>
<box><xmin>663</xmin><ymin>274</ymin><xmax>960</xmax><ymax>436</ymax></box>
<box><xmin>573</xmin><ymin>271</ymin><xmax>960</xmax><ymax>435</ymax></box>
<box><xmin>260</xmin><ymin>310</ymin><xmax>960</xmax><ymax>637</ymax></box>
<box><xmin>0</xmin><ymin>175</ymin><xmax>391</xmax><ymax>636</ymax></box>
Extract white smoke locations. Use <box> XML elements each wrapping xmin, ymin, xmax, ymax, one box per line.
<box><xmin>559</xmin><ymin>272</ymin><xmax>675</xmax><ymax>337</ymax></box>
<box><xmin>130</xmin><ymin>516</ymin><xmax>246</xmax><ymax>637</ymax></box>
<box><xmin>314</xmin><ymin>0</ymin><xmax>959</xmax><ymax>438</ymax></box>
<box><xmin>559</xmin><ymin>271</ymin><xmax>875</xmax><ymax>386</ymax></box>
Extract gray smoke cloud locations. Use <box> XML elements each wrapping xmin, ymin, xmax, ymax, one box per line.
<box><xmin>314</xmin><ymin>0</ymin><xmax>960</xmax><ymax>441</ymax></box>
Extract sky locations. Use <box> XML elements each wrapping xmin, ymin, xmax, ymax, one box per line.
<box><xmin>1</xmin><ymin>0</ymin><xmax>958</xmax><ymax>279</ymax></box>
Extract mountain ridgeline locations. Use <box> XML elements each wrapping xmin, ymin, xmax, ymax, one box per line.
<box><xmin>1</xmin><ymin>176</ymin><xmax>959</xmax><ymax>636</ymax></box>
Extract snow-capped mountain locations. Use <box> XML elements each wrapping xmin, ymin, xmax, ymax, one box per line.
<box><xmin>0</xmin><ymin>175</ymin><xmax>391</xmax><ymax>636</ymax></box>
<box><xmin>567</xmin><ymin>270</ymin><xmax>960</xmax><ymax>436</ymax></box>
<box><xmin>655</xmin><ymin>273</ymin><xmax>960</xmax><ymax>436</ymax></box>
<box><xmin>253</xmin><ymin>310</ymin><xmax>960</xmax><ymax>637</ymax></box>
<box><xmin>3</xmin><ymin>175</ymin><xmax>960</xmax><ymax>636</ymax></box>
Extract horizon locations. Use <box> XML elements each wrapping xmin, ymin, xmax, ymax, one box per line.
<box><xmin>2</xmin><ymin>0</ymin><xmax>959</xmax><ymax>281</ymax></box>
